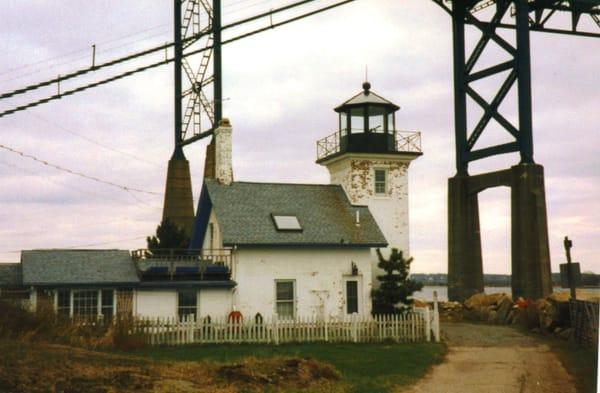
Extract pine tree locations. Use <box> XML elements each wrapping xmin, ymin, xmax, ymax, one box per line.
<box><xmin>146</xmin><ymin>219</ymin><xmax>190</xmax><ymax>255</ymax></box>
<box><xmin>371</xmin><ymin>248</ymin><xmax>423</xmax><ymax>314</ymax></box>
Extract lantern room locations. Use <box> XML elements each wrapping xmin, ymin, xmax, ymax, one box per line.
<box><xmin>316</xmin><ymin>82</ymin><xmax>422</xmax><ymax>163</ymax></box>
<box><xmin>334</xmin><ymin>81</ymin><xmax>400</xmax><ymax>154</ymax></box>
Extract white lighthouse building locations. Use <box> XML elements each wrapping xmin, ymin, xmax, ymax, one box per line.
<box><xmin>316</xmin><ymin>82</ymin><xmax>422</xmax><ymax>286</ymax></box>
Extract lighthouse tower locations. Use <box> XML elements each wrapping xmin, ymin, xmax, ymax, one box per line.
<box><xmin>316</xmin><ymin>82</ymin><xmax>422</xmax><ymax>286</ymax></box>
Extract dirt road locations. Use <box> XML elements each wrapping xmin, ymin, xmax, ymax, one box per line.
<box><xmin>400</xmin><ymin>323</ymin><xmax>577</xmax><ymax>393</ymax></box>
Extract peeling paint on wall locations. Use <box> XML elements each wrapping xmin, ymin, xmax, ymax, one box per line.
<box><xmin>323</xmin><ymin>153</ymin><xmax>417</xmax><ymax>288</ymax></box>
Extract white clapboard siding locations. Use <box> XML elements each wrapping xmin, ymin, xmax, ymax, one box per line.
<box><xmin>133</xmin><ymin>305</ymin><xmax>440</xmax><ymax>346</ymax></box>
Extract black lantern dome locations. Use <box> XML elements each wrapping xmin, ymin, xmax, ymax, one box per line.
<box><xmin>334</xmin><ymin>82</ymin><xmax>400</xmax><ymax>154</ymax></box>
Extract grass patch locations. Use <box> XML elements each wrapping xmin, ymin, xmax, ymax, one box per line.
<box><xmin>129</xmin><ymin>342</ymin><xmax>446</xmax><ymax>393</ymax></box>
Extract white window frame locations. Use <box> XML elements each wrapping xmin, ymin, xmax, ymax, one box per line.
<box><xmin>177</xmin><ymin>290</ymin><xmax>198</xmax><ymax>320</ymax></box>
<box><xmin>55</xmin><ymin>289</ymin><xmax>71</xmax><ymax>316</ymax></box>
<box><xmin>54</xmin><ymin>289</ymin><xmax>116</xmax><ymax>318</ymax></box>
<box><xmin>374</xmin><ymin>168</ymin><xmax>387</xmax><ymax>196</ymax></box>
<box><xmin>275</xmin><ymin>279</ymin><xmax>296</xmax><ymax>320</ymax></box>
<box><xmin>72</xmin><ymin>289</ymin><xmax>99</xmax><ymax>317</ymax></box>
<box><xmin>100</xmin><ymin>289</ymin><xmax>115</xmax><ymax>319</ymax></box>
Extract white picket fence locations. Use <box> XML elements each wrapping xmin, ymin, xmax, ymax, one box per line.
<box><xmin>132</xmin><ymin>307</ymin><xmax>440</xmax><ymax>346</ymax></box>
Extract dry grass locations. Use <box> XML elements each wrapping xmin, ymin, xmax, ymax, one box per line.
<box><xmin>0</xmin><ymin>301</ymin><xmax>145</xmax><ymax>351</ymax></box>
<box><xmin>0</xmin><ymin>339</ymin><xmax>342</xmax><ymax>393</ymax></box>
<box><xmin>0</xmin><ymin>301</ymin><xmax>443</xmax><ymax>393</ymax></box>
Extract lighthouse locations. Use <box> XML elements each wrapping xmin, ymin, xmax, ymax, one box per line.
<box><xmin>316</xmin><ymin>82</ymin><xmax>422</xmax><ymax>286</ymax></box>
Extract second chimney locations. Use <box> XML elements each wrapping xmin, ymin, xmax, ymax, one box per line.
<box><xmin>214</xmin><ymin>118</ymin><xmax>233</xmax><ymax>185</ymax></box>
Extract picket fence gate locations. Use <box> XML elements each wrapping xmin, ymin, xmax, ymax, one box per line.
<box><xmin>132</xmin><ymin>307</ymin><xmax>440</xmax><ymax>346</ymax></box>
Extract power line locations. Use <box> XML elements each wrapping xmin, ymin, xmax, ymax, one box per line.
<box><xmin>0</xmin><ymin>143</ymin><xmax>162</xmax><ymax>195</ymax></box>
<box><xmin>0</xmin><ymin>0</ymin><xmax>337</xmax><ymax>103</ymax></box>
<box><xmin>0</xmin><ymin>39</ymin><xmax>178</xmax><ymax>101</ymax></box>
<box><xmin>0</xmin><ymin>23</ymin><xmax>171</xmax><ymax>78</ymax></box>
<box><xmin>0</xmin><ymin>1</ymin><xmax>286</xmax><ymax>83</ymax></box>
<box><xmin>29</xmin><ymin>113</ymin><xmax>161</xmax><ymax>168</ymax></box>
<box><xmin>0</xmin><ymin>160</ymin><xmax>162</xmax><ymax>208</ymax></box>
<box><xmin>0</xmin><ymin>235</ymin><xmax>149</xmax><ymax>254</ymax></box>
<box><xmin>0</xmin><ymin>1</ymin><xmax>282</xmax><ymax>82</ymax></box>
<box><xmin>63</xmin><ymin>236</ymin><xmax>148</xmax><ymax>249</ymax></box>
<box><xmin>0</xmin><ymin>29</ymin><xmax>172</xmax><ymax>86</ymax></box>
<box><xmin>0</xmin><ymin>0</ymin><xmax>356</xmax><ymax>118</ymax></box>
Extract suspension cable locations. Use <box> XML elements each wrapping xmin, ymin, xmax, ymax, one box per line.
<box><xmin>0</xmin><ymin>0</ymin><xmax>356</xmax><ymax>118</ymax></box>
<box><xmin>0</xmin><ymin>0</ymin><xmax>330</xmax><ymax>102</ymax></box>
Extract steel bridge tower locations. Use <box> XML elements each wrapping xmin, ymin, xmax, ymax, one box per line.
<box><xmin>433</xmin><ymin>0</ymin><xmax>600</xmax><ymax>301</ymax></box>
<box><xmin>162</xmin><ymin>0</ymin><xmax>222</xmax><ymax>237</ymax></box>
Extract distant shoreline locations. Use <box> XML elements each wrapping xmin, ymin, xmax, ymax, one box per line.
<box><xmin>413</xmin><ymin>285</ymin><xmax>600</xmax><ymax>301</ymax></box>
<box><xmin>412</xmin><ymin>272</ymin><xmax>599</xmax><ymax>288</ymax></box>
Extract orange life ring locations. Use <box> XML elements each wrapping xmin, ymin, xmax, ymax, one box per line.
<box><xmin>228</xmin><ymin>310</ymin><xmax>243</xmax><ymax>324</ymax></box>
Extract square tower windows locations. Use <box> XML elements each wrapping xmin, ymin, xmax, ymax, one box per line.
<box><xmin>374</xmin><ymin>169</ymin><xmax>387</xmax><ymax>195</ymax></box>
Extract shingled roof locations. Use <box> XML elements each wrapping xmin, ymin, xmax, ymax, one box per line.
<box><xmin>191</xmin><ymin>180</ymin><xmax>388</xmax><ymax>248</ymax></box>
<box><xmin>0</xmin><ymin>264</ymin><xmax>23</xmax><ymax>288</ymax></box>
<box><xmin>21</xmin><ymin>250</ymin><xmax>139</xmax><ymax>286</ymax></box>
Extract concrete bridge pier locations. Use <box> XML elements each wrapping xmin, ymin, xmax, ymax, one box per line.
<box><xmin>510</xmin><ymin>164</ymin><xmax>553</xmax><ymax>300</ymax></box>
<box><xmin>448</xmin><ymin>174</ymin><xmax>484</xmax><ymax>302</ymax></box>
<box><xmin>448</xmin><ymin>163</ymin><xmax>553</xmax><ymax>302</ymax></box>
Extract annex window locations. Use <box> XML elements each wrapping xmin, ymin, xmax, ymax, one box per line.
<box><xmin>346</xmin><ymin>281</ymin><xmax>359</xmax><ymax>314</ymax></box>
<box><xmin>374</xmin><ymin>169</ymin><xmax>386</xmax><ymax>195</ymax></box>
<box><xmin>57</xmin><ymin>290</ymin><xmax>70</xmax><ymax>316</ymax></box>
<box><xmin>275</xmin><ymin>280</ymin><xmax>295</xmax><ymax>320</ymax></box>
<box><xmin>272</xmin><ymin>214</ymin><xmax>302</xmax><ymax>231</ymax></box>
<box><xmin>73</xmin><ymin>290</ymin><xmax>98</xmax><ymax>317</ymax></box>
<box><xmin>178</xmin><ymin>290</ymin><xmax>197</xmax><ymax>320</ymax></box>
<box><xmin>101</xmin><ymin>290</ymin><xmax>114</xmax><ymax>319</ymax></box>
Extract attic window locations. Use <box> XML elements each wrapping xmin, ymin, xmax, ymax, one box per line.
<box><xmin>272</xmin><ymin>215</ymin><xmax>302</xmax><ymax>231</ymax></box>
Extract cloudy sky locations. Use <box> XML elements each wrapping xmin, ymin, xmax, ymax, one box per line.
<box><xmin>0</xmin><ymin>0</ymin><xmax>598</xmax><ymax>274</ymax></box>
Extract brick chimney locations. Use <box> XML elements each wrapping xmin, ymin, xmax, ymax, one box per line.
<box><xmin>214</xmin><ymin>118</ymin><xmax>233</xmax><ymax>185</ymax></box>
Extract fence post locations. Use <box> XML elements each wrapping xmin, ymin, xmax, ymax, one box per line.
<box><xmin>324</xmin><ymin>316</ymin><xmax>329</xmax><ymax>343</ymax></box>
<box><xmin>273</xmin><ymin>314</ymin><xmax>279</xmax><ymax>345</ymax></box>
<box><xmin>433</xmin><ymin>290</ymin><xmax>440</xmax><ymax>342</ymax></box>
<box><xmin>425</xmin><ymin>307</ymin><xmax>431</xmax><ymax>342</ymax></box>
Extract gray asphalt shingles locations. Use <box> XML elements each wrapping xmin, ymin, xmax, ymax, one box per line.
<box><xmin>205</xmin><ymin>180</ymin><xmax>387</xmax><ymax>247</ymax></box>
<box><xmin>21</xmin><ymin>250</ymin><xmax>139</xmax><ymax>285</ymax></box>
<box><xmin>0</xmin><ymin>264</ymin><xmax>22</xmax><ymax>287</ymax></box>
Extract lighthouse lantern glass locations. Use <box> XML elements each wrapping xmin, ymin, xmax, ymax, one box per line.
<box><xmin>368</xmin><ymin>105</ymin><xmax>385</xmax><ymax>133</ymax></box>
<box><xmin>350</xmin><ymin>107</ymin><xmax>364</xmax><ymax>133</ymax></box>
<box><xmin>340</xmin><ymin>112</ymin><xmax>348</xmax><ymax>137</ymax></box>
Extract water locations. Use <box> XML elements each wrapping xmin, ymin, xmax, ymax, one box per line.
<box><xmin>412</xmin><ymin>286</ymin><xmax>599</xmax><ymax>302</ymax></box>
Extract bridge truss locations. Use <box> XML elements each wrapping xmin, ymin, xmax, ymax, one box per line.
<box><xmin>432</xmin><ymin>0</ymin><xmax>599</xmax><ymax>301</ymax></box>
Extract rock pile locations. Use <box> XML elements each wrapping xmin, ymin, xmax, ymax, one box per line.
<box><xmin>413</xmin><ymin>299</ymin><xmax>464</xmax><ymax>322</ymax></box>
<box><xmin>463</xmin><ymin>292</ymin><xmax>513</xmax><ymax>324</ymax></box>
<box><xmin>460</xmin><ymin>292</ymin><xmax>575</xmax><ymax>340</ymax></box>
<box><xmin>439</xmin><ymin>302</ymin><xmax>463</xmax><ymax>322</ymax></box>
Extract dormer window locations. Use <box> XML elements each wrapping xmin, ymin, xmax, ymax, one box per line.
<box><xmin>374</xmin><ymin>169</ymin><xmax>387</xmax><ymax>195</ymax></box>
<box><xmin>272</xmin><ymin>214</ymin><xmax>302</xmax><ymax>231</ymax></box>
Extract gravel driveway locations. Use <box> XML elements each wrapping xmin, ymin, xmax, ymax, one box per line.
<box><xmin>399</xmin><ymin>323</ymin><xmax>577</xmax><ymax>393</ymax></box>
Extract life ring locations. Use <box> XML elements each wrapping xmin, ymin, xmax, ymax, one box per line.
<box><xmin>228</xmin><ymin>310</ymin><xmax>243</xmax><ymax>324</ymax></box>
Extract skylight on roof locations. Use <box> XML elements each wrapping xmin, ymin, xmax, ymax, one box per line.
<box><xmin>272</xmin><ymin>215</ymin><xmax>302</xmax><ymax>231</ymax></box>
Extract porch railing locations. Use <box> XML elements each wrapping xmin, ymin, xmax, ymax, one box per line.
<box><xmin>132</xmin><ymin>249</ymin><xmax>232</xmax><ymax>281</ymax></box>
